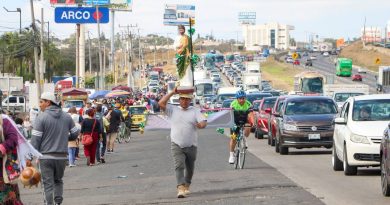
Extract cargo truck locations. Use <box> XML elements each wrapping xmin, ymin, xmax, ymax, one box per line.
<box><xmin>242</xmin><ymin>73</ymin><xmax>262</xmax><ymax>91</ymax></box>
<box><xmin>323</xmin><ymin>84</ymin><xmax>369</xmax><ymax>108</ymax></box>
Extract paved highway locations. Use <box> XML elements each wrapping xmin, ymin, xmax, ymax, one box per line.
<box><xmin>302</xmin><ymin>54</ymin><xmax>378</xmax><ymax>93</ymax></box>
<box><xmin>245</xmin><ymin>135</ymin><xmax>390</xmax><ymax>205</ymax></box>
<box><xmin>21</xmin><ymin>131</ymin><xmax>323</xmax><ymax>205</ymax></box>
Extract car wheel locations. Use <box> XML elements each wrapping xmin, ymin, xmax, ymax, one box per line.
<box><xmin>275</xmin><ymin>132</ymin><xmax>280</xmax><ymax>153</ymax></box>
<box><xmin>332</xmin><ymin>143</ymin><xmax>343</xmax><ymax>171</ymax></box>
<box><xmin>255</xmin><ymin>128</ymin><xmax>264</xmax><ymax>139</ymax></box>
<box><xmin>343</xmin><ymin>144</ymin><xmax>357</xmax><ymax>175</ymax></box>
<box><xmin>280</xmin><ymin>145</ymin><xmax>288</xmax><ymax>155</ymax></box>
<box><xmin>267</xmin><ymin>133</ymin><xmax>271</xmax><ymax>145</ymax></box>
<box><xmin>381</xmin><ymin>152</ymin><xmax>390</xmax><ymax>196</ymax></box>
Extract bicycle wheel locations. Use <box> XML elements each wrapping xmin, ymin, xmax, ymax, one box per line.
<box><xmin>124</xmin><ymin>127</ymin><xmax>131</xmax><ymax>143</ymax></box>
<box><xmin>117</xmin><ymin>125</ymin><xmax>124</xmax><ymax>144</ymax></box>
<box><xmin>238</xmin><ymin>136</ymin><xmax>247</xmax><ymax>169</ymax></box>
<box><xmin>234</xmin><ymin>140</ymin><xmax>240</xmax><ymax>169</ymax></box>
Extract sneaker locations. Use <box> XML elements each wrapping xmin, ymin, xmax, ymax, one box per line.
<box><xmin>228</xmin><ymin>155</ymin><xmax>235</xmax><ymax>164</ymax></box>
<box><xmin>100</xmin><ymin>158</ymin><xmax>106</xmax><ymax>163</ymax></box>
<box><xmin>177</xmin><ymin>185</ymin><xmax>186</xmax><ymax>198</ymax></box>
<box><xmin>184</xmin><ymin>184</ymin><xmax>191</xmax><ymax>195</ymax></box>
<box><xmin>69</xmin><ymin>164</ymin><xmax>76</xmax><ymax>167</ymax></box>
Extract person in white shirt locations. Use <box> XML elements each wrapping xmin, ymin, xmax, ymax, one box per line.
<box><xmin>158</xmin><ymin>89</ymin><xmax>207</xmax><ymax>198</ymax></box>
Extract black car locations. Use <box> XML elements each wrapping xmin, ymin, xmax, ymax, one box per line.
<box><xmin>305</xmin><ymin>59</ymin><xmax>313</xmax><ymax>66</ymax></box>
<box><xmin>246</xmin><ymin>93</ymin><xmax>273</xmax><ymax>104</ymax></box>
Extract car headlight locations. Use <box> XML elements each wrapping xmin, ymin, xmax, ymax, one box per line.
<box><xmin>283</xmin><ymin>123</ymin><xmax>298</xmax><ymax>131</ymax></box>
<box><xmin>350</xmin><ymin>134</ymin><xmax>370</xmax><ymax>144</ymax></box>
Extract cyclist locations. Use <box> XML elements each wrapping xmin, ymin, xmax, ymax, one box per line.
<box><xmin>229</xmin><ymin>90</ymin><xmax>253</xmax><ymax>164</ymax></box>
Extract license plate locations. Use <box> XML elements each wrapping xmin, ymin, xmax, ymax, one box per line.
<box><xmin>308</xmin><ymin>134</ymin><xmax>320</xmax><ymax>140</ymax></box>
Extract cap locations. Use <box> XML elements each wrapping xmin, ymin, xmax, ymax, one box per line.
<box><xmin>41</xmin><ymin>92</ymin><xmax>59</xmax><ymax>105</ymax></box>
<box><xmin>179</xmin><ymin>93</ymin><xmax>194</xmax><ymax>99</ymax></box>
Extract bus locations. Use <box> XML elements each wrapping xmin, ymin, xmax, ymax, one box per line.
<box><xmin>336</xmin><ymin>58</ymin><xmax>352</xmax><ymax>77</ymax></box>
<box><xmin>294</xmin><ymin>71</ymin><xmax>325</xmax><ymax>95</ymax></box>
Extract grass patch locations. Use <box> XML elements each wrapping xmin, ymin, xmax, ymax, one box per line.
<box><xmin>261</xmin><ymin>58</ymin><xmax>304</xmax><ymax>91</ymax></box>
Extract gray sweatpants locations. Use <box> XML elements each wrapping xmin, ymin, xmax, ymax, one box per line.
<box><xmin>171</xmin><ymin>142</ymin><xmax>197</xmax><ymax>186</ymax></box>
<box><xmin>39</xmin><ymin>159</ymin><xmax>67</xmax><ymax>205</ymax></box>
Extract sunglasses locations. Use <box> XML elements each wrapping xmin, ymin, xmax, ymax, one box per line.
<box><xmin>238</xmin><ymin>97</ymin><xmax>246</xmax><ymax>100</ymax></box>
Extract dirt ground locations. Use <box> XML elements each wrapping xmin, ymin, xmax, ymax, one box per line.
<box><xmin>340</xmin><ymin>40</ymin><xmax>390</xmax><ymax>71</ymax></box>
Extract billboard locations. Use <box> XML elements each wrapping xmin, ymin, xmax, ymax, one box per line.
<box><xmin>109</xmin><ymin>0</ymin><xmax>132</xmax><ymax>11</ymax></box>
<box><xmin>361</xmin><ymin>27</ymin><xmax>382</xmax><ymax>43</ymax></box>
<box><xmin>84</xmin><ymin>0</ymin><xmax>110</xmax><ymax>5</ymax></box>
<box><xmin>163</xmin><ymin>4</ymin><xmax>195</xmax><ymax>26</ymax></box>
<box><xmin>50</xmin><ymin>0</ymin><xmax>83</xmax><ymax>4</ymax></box>
<box><xmin>336</xmin><ymin>38</ymin><xmax>345</xmax><ymax>48</ymax></box>
<box><xmin>55</xmin><ymin>7</ymin><xmax>109</xmax><ymax>24</ymax></box>
<box><xmin>238</xmin><ymin>12</ymin><xmax>256</xmax><ymax>25</ymax></box>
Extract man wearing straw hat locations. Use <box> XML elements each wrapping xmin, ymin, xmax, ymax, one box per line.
<box><xmin>158</xmin><ymin>89</ymin><xmax>207</xmax><ymax>198</ymax></box>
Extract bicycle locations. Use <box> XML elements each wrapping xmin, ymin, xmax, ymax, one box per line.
<box><xmin>233</xmin><ymin>121</ymin><xmax>247</xmax><ymax>169</ymax></box>
<box><xmin>117</xmin><ymin>121</ymin><xmax>131</xmax><ymax>143</ymax></box>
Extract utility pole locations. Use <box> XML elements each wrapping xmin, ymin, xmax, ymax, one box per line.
<box><xmin>137</xmin><ymin>28</ymin><xmax>142</xmax><ymax>89</ymax></box>
<box><xmin>119</xmin><ymin>24</ymin><xmax>137</xmax><ymax>89</ymax></box>
<box><xmin>30</xmin><ymin>0</ymin><xmax>41</xmax><ymax>101</ymax></box>
<box><xmin>40</xmin><ymin>8</ymin><xmax>45</xmax><ymax>83</ymax></box>
<box><xmin>96</xmin><ymin>5</ymin><xmax>103</xmax><ymax>90</ymax></box>
<box><xmin>76</xmin><ymin>24</ymin><xmax>80</xmax><ymax>88</ymax></box>
<box><xmin>88</xmin><ymin>31</ymin><xmax>92</xmax><ymax>74</ymax></box>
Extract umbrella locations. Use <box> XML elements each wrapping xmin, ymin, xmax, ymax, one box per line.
<box><xmin>89</xmin><ymin>90</ymin><xmax>110</xmax><ymax>99</ymax></box>
<box><xmin>105</xmin><ymin>90</ymin><xmax>131</xmax><ymax>98</ymax></box>
<box><xmin>112</xmin><ymin>85</ymin><xmax>132</xmax><ymax>92</ymax></box>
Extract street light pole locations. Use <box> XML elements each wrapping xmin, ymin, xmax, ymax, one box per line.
<box><xmin>3</xmin><ymin>7</ymin><xmax>22</xmax><ymax>78</ymax></box>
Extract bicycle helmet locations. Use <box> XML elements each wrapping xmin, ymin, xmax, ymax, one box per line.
<box><xmin>235</xmin><ymin>90</ymin><xmax>246</xmax><ymax>98</ymax></box>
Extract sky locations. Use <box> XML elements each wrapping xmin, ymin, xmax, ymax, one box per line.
<box><xmin>1</xmin><ymin>0</ymin><xmax>390</xmax><ymax>41</ymax></box>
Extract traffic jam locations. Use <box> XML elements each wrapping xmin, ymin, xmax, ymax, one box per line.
<box><xmin>200</xmin><ymin>51</ymin><xmax>390</xmax><ymax>197</ymax></box>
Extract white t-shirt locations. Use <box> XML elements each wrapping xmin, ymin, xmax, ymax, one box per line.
<box><xmin>165</xmin><ymin>104</ymin><xmax>206</xmax><ymax>148</ymax></box>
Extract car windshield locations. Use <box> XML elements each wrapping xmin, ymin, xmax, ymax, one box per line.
<box><xmin>130</xmin><ymin>107</ymin><xmax>147</xmax><ymax>114</ymax></box>
<box><xmin>352</xmin><ymin>99</ymin><xmax>390</xmax><ymax>121</ymax></box>
<box><xmin>247</xmin><ymin>94</ymin><xmax>272</xmax><ymax>103</ymax></box>
<box><xmin>253</xmin><ymin>101</ymin><xmax>261</xmax><ymax>109</ymax></box>
<box><xmin>196</xmin><ymin>84</ymin><xmax>213</xmax><ymax>96</ymax></box>
<box><xmin>334</xmin><ymin>93</ymin><xmax>364</xmax><ymax>102</ymax></box>
<box><xmin>285</xmin><ymin>99</ymin><xmax>337</xmax><ymax>115</ymax></box>
<box><xmin>222</xmin><ymin>100</ymin><xmax>234</xmax><ymax>108</ymax></box>
<box><xmin>64</xmin><ymin>101</ymin><xmax>83</xmax><ymax>108</ymax></box>
<box><xmin>262</xmin><ymin>98</ymin><xmax>277</xmax><ymax>110</ymax></box>
<box><xmin>217</xmin><ymin>94</ymin><xmax>235</xmax><ymax>102</ymax></box>
<box><xmin>301</xmin><ymin>77</ymin><xmax>323</xmax><ymax>93</ymax></box>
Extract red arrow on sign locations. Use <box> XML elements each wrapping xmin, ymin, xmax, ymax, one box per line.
<box><xmin>93</xmin><ymin>11</ymin><xmax>103</xmax><ymax>21</ymax></box>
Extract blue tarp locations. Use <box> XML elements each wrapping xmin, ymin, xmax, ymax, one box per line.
<box><xmin>89</xmin><ymin>90</ymin><xmax>109</xmax><ymax>99</ymax></box>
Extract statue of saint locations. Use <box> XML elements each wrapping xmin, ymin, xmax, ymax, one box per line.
<box><xmin>174</xmin><ymin>25</ymin><xmax>193</xmax><ymax>87</ymax></box>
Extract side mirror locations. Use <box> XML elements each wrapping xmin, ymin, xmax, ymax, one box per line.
<box><xmin>334</xmin><ymin>117</ymin><xmax>346</xmax><ymax>125</ymax></box>
<box><xmin>265</xmin><ymin>108</ymin><xmax>272</xmax><ymax>114</ymax></box>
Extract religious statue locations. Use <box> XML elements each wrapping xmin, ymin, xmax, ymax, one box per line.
<box><xmin>174</xmin><ymin>25</ymin><xmax>194</xmax><ymax>89</ymax></box>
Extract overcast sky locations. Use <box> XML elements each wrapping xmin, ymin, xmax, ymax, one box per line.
<box><xmin>1</xmin><ymin>0</ymin><xmax>389</xmax><ymax>41</ymax></box>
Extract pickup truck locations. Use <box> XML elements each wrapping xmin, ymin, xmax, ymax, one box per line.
<box><xmin>1</xmin><ymin>96</ymin><xmax>27</xmax><ymax>113</ymax></box>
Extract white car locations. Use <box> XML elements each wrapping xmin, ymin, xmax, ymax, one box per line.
<box><xmin>323</xmin><ymin>52</ymin><xmax>329</xmax><ymax>57</ymax></box>
<box><xmin>310</xmin><ymin>56</ymin><xmax>317</xmax><ymax>60</ymax></box>
<box><xmin>333</xmin><ymin>94</ymin><xmax>390</xmax><ymax>175</ymax></box>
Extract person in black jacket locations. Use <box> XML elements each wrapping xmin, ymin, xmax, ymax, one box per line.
<box><xmin>106</xmin><ymin>103</ymin><xmax>124</xmax><ymax>153</ymax></box>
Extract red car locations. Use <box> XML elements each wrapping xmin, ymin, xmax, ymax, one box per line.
<box><xmin>267</xmin><ymin>96</ymin><xmax>290</xmax><ymax>146</ymax></box>
<box><xmin>254</xmin><ymin>97</ymin><xmax>277</xmax><ymax>139</ymax></box>
<box><xmin>352</xmin><ymin>74</ymin><xmax>363</xmax><ymax>81</ymax></box>
<box><xmin>293</xmin><ymin>60</ymin><xmax>300</xmax><ymax>65</ymax></box>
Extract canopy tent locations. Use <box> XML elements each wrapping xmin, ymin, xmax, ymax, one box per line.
<box><xmin>89</xmin><ymin>90</ymin><xmax>110</xmax><ymax>99</ymax></box>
